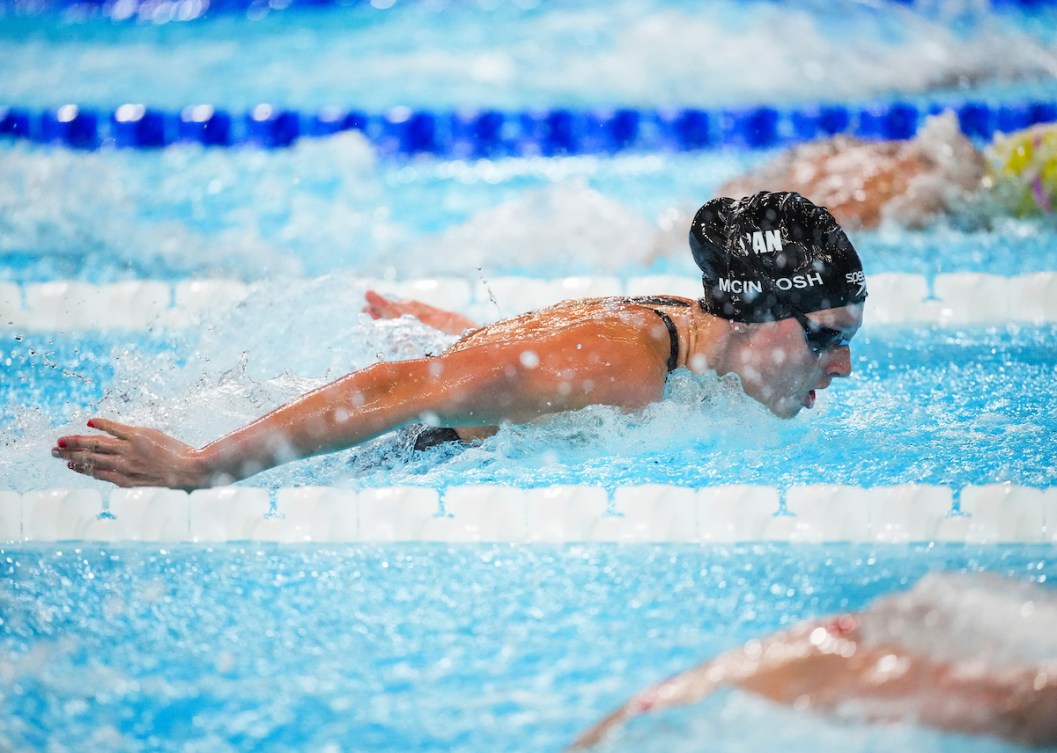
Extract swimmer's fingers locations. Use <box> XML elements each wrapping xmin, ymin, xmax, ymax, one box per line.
<box><xmin>364</xmin><ymin>290</ymin><xmax>443</xmax><ymax>321</ymax></box>
<box><xmin>52</xmin><ymin>432</ymin><xmax>123</xmax><ymax>458</ymax></box>
<box><xmin>362</xmin><ymin>290</ymin><xmax>402</xmax><ymax>320</ymax></box>
<box><xmin>60</xmin><ymin>449</ymin><xmax>145</xmax><ymax>486</ymax></box>
<box><xmin>363</xmin><ymin>290</ymin><xmax>476</xmax><ymax>334</ymax></box>
<box><xmin>64</xmin><ymin>452</ymin><xmax>126</xmax><ymax>476</ymax></box>
<box><xmin>54</xmin><ymin>422</ymin><xmax>204</xmax><ymax>490</ymax></box>
<box><xmin>53</xmin><ymin>432</ymin><xmax>133</xmax><ymax>480</ymax></box>
<box><xmin>63</xmin><ymin>456</ymin><xmax>140</xmax><ymax>488</ymax></box>
<box><xmin>85</xmin><ymin>417</ymin><xmax>135</xmax><ymax>440</ymax></box>
<box><xmin>52</xmin><ymin>418</ymin><xmax>134</xmax><ymax>457</ymax></box>
<box><xmin>52</xmin><ymin>439</ymin><xmax>136</xmax><ymax>486</ymax></box>
<box><xmin>62</xmin><ymin>456</ymin><xmax>130</xmax><ymax>484</ymax></box>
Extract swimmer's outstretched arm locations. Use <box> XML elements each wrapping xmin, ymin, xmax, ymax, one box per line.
<box><xmin>53</xmin><ymin>318</ymin><xmax>670</xmax><ymax>490</ymax></box>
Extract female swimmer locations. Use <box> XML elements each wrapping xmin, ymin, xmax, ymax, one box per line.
<box><xmin>52</xmin><ymin>191</ymin><xmax>867</xmax><ymax>490</ymax></box>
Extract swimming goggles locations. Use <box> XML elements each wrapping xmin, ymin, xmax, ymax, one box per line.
<box><xmin>791</xmin><ymin>310</ymin><xmax>851</xmax><ymax>356</ymax></box>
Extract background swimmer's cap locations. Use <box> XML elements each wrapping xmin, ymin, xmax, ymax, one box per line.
<box><xmin>690</xmin><ymin>191</ymin><xmax>867</xmax><ymax>322</ymax></box>
<box><xmin>986</xmin><ymin>122</ymin><xmax>1057</xmax><ymax>216</ymax></box>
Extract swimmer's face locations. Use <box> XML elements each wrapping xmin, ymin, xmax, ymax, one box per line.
<box><xmin>735</xmin><ymin>304</ymin><xmax>863</xmax><ymax>419</ymax></box>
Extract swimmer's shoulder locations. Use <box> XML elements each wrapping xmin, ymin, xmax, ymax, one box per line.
<box><xmin>450</xmin><ymin>295</ymin><xmax>698</xmax><ymax>348</ymax></box>
<box><xmin>484</xmin><ymin>296</ymin><xmax>696</xmax><ymax>323</ymax></box>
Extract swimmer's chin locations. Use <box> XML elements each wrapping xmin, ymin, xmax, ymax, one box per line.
<box><xmin>768</xmin><ymin>394</ymin><xmax>812</xmax><ymax>419</ymax></box>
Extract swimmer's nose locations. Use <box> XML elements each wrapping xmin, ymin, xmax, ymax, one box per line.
<box><xmin>823</xmin><ymin>345</ymin><xmax>853</xmax><ymax>378</ymax></box>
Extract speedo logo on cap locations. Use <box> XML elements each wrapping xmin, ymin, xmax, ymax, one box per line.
<box><xmin>846</xmin><ymin>270</ymin><xmax>867</xmax><ymax>297</ymax></box>
<box><xmin>741</xmin><ymin>229</ymin><xmax>783</xmax><ymax>255</ymax></box>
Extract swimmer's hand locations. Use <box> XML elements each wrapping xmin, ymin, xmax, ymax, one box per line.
<box><xmin>363</xmin><ymin>290</ymin><xmax>478</xmax><ymax>335</ymax></box>
<box><xmin>53</xmin><ymin>418</ymin><xmax>210</xmax><ymax>491</ymax></box>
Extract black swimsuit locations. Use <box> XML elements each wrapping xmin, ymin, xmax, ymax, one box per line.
<box><xmin>411</xmin><ymin>296</ymin><xmax>687</xmax><ymax>451</ymax></box>
<box><xmin>412</xmin><ymin>425</ymin><xmax>465</xmax><ymax>451</ymax></box>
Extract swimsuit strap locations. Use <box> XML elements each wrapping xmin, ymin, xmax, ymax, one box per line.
<box><xmin>618</xmin><ymin>296</ymin><xmax>686</xmax><ymax>374</ymax></box>
<box><xmin>650</xmin><ymin>308</ymin><xmax>680</xmax><ymax>373</ymax></box>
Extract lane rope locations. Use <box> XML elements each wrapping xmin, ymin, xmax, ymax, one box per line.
<box><xmin>3</xmin><ymin>99</ymin><xmax>1055</xmax><ymax>154</ymax></box>
<box><xmin>2</xmin><ymin>483</ymin><xmax>1054</xmax><ymax>544</ymax></box>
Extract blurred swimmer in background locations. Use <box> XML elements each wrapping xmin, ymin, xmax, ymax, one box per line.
<box><xmin>644</xmin><ymin>113</ymin><xmax>1056</xmax><ymax>268</ymax></box>
<box><xmin>715</xmin><ymin>111</ymin><xmax>985</xmax><ymax>230</ymax></box>
<box><xmin>54</xmin><ymin>191</ymin><xmax>866</xmax><ymax>489</ymax></box>
<box><xmin>713</xmin><ymin>112</ymin><xmax>1057</xmax><ymax>230</ymax></box>
<box><xmin>571</xmin><ymin>572</ymin><xmax>1057</xmax><ymax>749</ymax></box>
<box><xmin>366</xmin><ymin>112</ymin><xmax>1053</xmax><ymax>279</ymax></box>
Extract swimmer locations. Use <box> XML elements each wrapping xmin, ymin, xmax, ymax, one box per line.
<box><xmin>701</xmin><ymin>112</ymin><xmax>1056</xmax><ymax>231</ymax></box>
<box><xmin>571</xmin><ymin>572</ymin><xmax>1057</xmax><ymax>749</ymax></box>
<box><xmin>52</xmin><ymin>191</ymin><xmax>867</xmax><ymax>490</ymax></box>
<box><xmin>715</xmin><ymin>112</ymin><xmax>986</xmax><ymax>230</ymax></box>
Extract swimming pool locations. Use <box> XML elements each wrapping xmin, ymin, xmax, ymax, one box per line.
<box><xmin>2</xmin><ymin>0</ymin><xmax>1057</xmax><ymax>751</ymax></box>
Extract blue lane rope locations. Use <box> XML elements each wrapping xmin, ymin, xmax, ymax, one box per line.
<box><xmin>2</xmin><ymin>99</ymin><xmax>1056</xmax><ymax>155</ymax></box>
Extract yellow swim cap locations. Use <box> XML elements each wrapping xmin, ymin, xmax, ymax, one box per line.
<box><xmin>987</xmin><ymin>123</ymin><xmax>1057</xmax><ymax>215</ymax></box>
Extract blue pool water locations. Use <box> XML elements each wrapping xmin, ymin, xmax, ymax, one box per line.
<box><xmin>3</xmin><ymin>0</ymin><xmax>1057</xmax><ymax>751</ymax></box>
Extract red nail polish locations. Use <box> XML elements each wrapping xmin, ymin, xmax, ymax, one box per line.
<box><xmin>87</xmin><ymin>420</ymin><xmax>95</xmax><ymax>428</ymax></box>
<box><xmin>67</xmin><ymin>462</ymin><xmax>74</xmax><ymax>469</ymax></box>
<box><xmin>57</xmin><ymin>439</ymin><xmax>67</xmax><ymax>448</ymax></box>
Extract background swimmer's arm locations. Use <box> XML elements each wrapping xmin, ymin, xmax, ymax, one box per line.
<box><xmin>54</xmin><ymin>317</ymin><xmax>671</xmax><ymax>489</ymax></box>
<box><xmin>570</xmin><ymin>618</ymin><xmax>849</xmax><ymax>749</ymax></box>
<box><xmin>363</xmin><ymin>290</ymin><xmax>478</xmax><ymax>335</ymax></box>
<box><xmin>574</xmin><ymin>612</ymin><xmax>1057</xmax><ymax>749</ymax></box>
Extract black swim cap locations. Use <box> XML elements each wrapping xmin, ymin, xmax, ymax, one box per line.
<box><xmin>689</xmin><ymin>191</ymin><xmax>867</xmax><ymax>323</ymax></box>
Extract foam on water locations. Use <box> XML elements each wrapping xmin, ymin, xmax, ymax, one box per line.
<box><xmin>417</xmin><ymin>181</ymin><xmax>660</xmax><ymax>277</ymax></box>
<box><xmin>0</xmin><ymin>133</ymin><xmax>385</xmax><ymax>281</ymax></box>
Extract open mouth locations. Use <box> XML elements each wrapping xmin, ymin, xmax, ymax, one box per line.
<box><xmin>804</xmin><ymin>389</ymin><xmax>817</xmax><ymax>409</ymax></box>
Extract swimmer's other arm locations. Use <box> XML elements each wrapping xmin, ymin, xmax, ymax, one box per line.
<box><xmin>362</xmin><ymin>289</ymin><xmax>478</xmax><ymax>335</ymax></box>
<box><xmin>570</xmin><ymin>615</ymin><xmax>1057</xmax><ymax>749</ymax></box>
<box><xmin>53</xmin><ymin>327</ymin><xmax>668</xmax><ymax>490</ymax></box>
<box><xmin>568</xmin><ymin>619</ymin><xmax>844</xmax><ymax>749</ymax></box>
